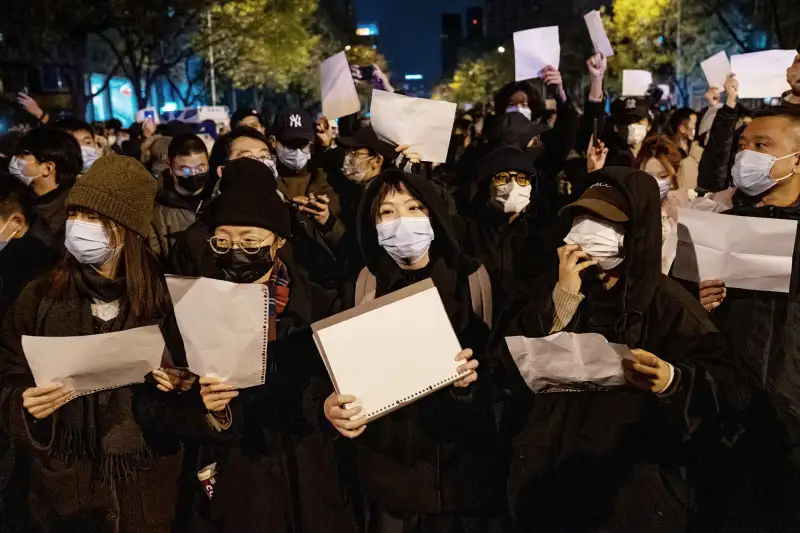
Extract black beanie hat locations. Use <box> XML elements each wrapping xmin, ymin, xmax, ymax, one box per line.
<box><xmin>479</xmin><ymin>146</ymin><xmax>537</xmax><ymax>182</ymax></box>
<box><xmin>206</xmin><ymin>158</ymin><xmax>291</xmax><ymax>237</ymax></box>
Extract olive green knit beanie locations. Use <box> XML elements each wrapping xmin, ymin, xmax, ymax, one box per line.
<box><xmin>67</xmin><ymin>154</ymin><xmax>157</xmax><ymax>237</ymax></box>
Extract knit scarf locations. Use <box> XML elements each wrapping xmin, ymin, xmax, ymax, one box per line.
<box><xmin>36</xmin><ymin>266</ymin><xmax>154</xmax><ymax>484</ymax></box>
<box><xmin>265</xmin><ymin>257</ymin><xmax>290</xmax><ymax>341</ymax></box>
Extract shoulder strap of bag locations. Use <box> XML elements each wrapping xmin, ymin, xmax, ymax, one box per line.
<box><xmin>467</xmin><ymin>264</ymin><xmax>493</xmax><ymax>328</ymax></box>
<box><xmin>355</xmin><ymin>267</ymin><xmax>378</xmax><ymax>306</ymax></box>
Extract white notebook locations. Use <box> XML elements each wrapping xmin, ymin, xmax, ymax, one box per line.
<box><xmin>312</xmin><ymin>279</ymin><xmax>465</xmax><ymax>422</ymax></box>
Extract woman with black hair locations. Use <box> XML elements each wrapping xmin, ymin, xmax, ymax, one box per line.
<box><xmin>324</xmin><ymin>169</ymin><xmax>506</xmax><ymax>533</ymax></box>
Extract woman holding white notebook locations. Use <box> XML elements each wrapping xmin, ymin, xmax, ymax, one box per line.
<box><xmin>323</xmin><ymin>169</ymin><xmax>507</xmax><ymax>533</ymax></box>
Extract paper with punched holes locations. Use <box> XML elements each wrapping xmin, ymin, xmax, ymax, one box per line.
<box><xmin>167</xmin><ymin>275</ymin><xmax>267</xmax><ymax>389</ymax></box>
<box><xmin>23</xmin><ymin>325</ymin><xmax>165</xmax><ymax>399</ymax></box>
<box><xmin>312</xmin><ymin>279</ymin><xmax>464</xmax><ymax>423</ymax></box>
<box><xmin>672</xmin><ymin>208</ymin><xmax>798</xmax><ymax>293</ymax></box>
<box><xmin>506</xmin><ymin>332</ymin><xmax>634</xmax><ymax>393</ymax></box>
<box><xmin>320</xmin><ymin>51</ymin><xmax>361</xmax><ymax>120</ymax></box>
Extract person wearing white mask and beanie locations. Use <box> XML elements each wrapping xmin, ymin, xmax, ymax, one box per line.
<box><xmin>490</xmin><ymin>167</ymin><xmax>740</xmax><ymax>533</ymax></box>
<box><xmin>697</xmin><ymin>106</ymin><xmax>800</xmax><ymax>532</ymax></box>
<box><xmin>0</xmin><ymin>153</ymin><xmax>188</xmax><ymax>532</ymax></box>
<box><xmin>324</xmin><ymin>169</ymin><xmax>506</xmax><ymax>533</ymax></box>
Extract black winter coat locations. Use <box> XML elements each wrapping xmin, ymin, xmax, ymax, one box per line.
<box><xmin>345</xmin><ymin>170</ymin><xmax>506</xmax><ymax>515</ymax></box>
<box><xmin>697</xmin><ymin>104</ymin><xmax>740</xmax><ymax>193</ymax></box>
<box><xmin>491</xmin><ymin>168</ymin><xmax>741</xmax><ymax>533</ymax></box>
<box><xmin>135</xmin><ymin>256</ymin><xmax>358</xmax><ymax>533</ymax></box>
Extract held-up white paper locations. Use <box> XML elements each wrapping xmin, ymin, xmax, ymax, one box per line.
<box><xmin>701</xmin><ymin>51</ymin><xmax>731</xmax><ymax>90</ymax></box>
<box><xmin>672</xmin><ymin>208</ymin><xmax>798</xmax><ymax>293</ymax></box>
<box><xmin>370</xmin><ymin>90</ymin><xmax>457</xmax><ymax>163</ymax></box>
<box><xmin>513</xmin><ymin>26</ymin><xmax>561</xmax><ymax>81</ymax></box>
<box><xmin>584</xmin><ymin>11</ymin><xmax>614</xmax><ymax>57</ymax></box>
<box><xmin>320</xmin><ymin>51</ymin><xmax>361</xmax><ymax>120</ymax></box>
<box><xmin>622</xmin><ymin>70</ymin><xmax>653</xmax><ymax>96</ymax></box>
<box><xmin>312</xmin><ymin>279</ymin><xmax>464</xmax><ymax>422</ymax></box>
<box><xmin>167</xmin><ymin>276</ymin><xmax>267</xmax><ymax>389</ymax></box>
<box><xmin>730</xmin><ymin>50</ymin><xmax>796</xmax><ymax>98</ymax></box>
<box><xmin>505</xmin><ymin>332</ymin><xmax>633</xmax><ymax>393</ymax></box>
<box><xmin>22</xmin><ymin>325</ymin><xmax>165</xmax><ymax>398</ymax></box>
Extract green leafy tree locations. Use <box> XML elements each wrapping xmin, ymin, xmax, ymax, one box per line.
<box><xmin>197</xmin><ymin>0</ymin><xmax>319</xmax><ymax>94</ymax></box>
<box><xmin>432</xmin><ymin>49</ymin><xmax>513</xmax><ymax>105</ymax></box>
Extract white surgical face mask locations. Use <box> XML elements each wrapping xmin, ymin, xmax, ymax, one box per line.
<box><xmin>491</xmin><ymin>181</ymin><xmax>532</xmax><ymax>213</ymax></box>
<box><xmin>507</xmin><ymin>105</ymin><xmax>532</xmax><ymax>121</ymax></box>
<box><xmin>248</xmin><ymin>155</ymin><xmax>278</xmax><ymax>178</ymax></box>
<box><xmin>64</xmin><ymin>220</ymin><xmax>119</xmax><ymax>265</ymax></box>
<box><xmin>276</xmin><ymin>144</ymin><xmax>311</xmax><ymax>172</ymax></box>
<box><xmin>343</xmin><ymin>153</ymin><xmax>377</xmax><ymax>184</ymax></box>
<box><xmin>627</xmin><ymin>124</ymin><xmax>648</xmax><ymax>146</ymax></box>
<box><xmin>376</xmin><ymin>216</ymin><xmax>435</xmax><ymax>266</ymax></box>
<box><xmin>80</xmin><ymin>145</ymin><xmax>102</xmax><ymax>172</ymax></box>
<box><xmin>8</xmin><ymin>156</ymin><xmax>40</xmax><ymax>187</ymax></box>
<box><xmin>655</xmin><ymin>178</ymin><xmax>672</xmax><ymax>200</ymax></box>
<box><xmin>564</xmin><ymin>216</ymin><xmax>626</xmax><ymax>270</ymax></box>
<box><xmin>731</xmin><ymin>149</ymin><xmax>800</xmax><ymax>197</ymax></box>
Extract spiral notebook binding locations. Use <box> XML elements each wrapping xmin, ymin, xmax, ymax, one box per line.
<box><xmin>362</xmin><ymin>369</ymin><xmax>469</xmax><ymax>419</ymax></box>
<box><xmin>260</xmin><ymin>285</ymin><xmax>268</xmax><ymax>384</ymax></box>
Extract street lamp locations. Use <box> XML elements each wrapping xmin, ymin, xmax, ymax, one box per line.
<box><xmin>497</xmin><ymin>46</ymin><xmax>506</xmax><ymax>54</ymax></box>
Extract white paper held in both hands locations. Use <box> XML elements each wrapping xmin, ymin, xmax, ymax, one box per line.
<box><xmin>513</xmin><ymin>26</ymin><xmax>561</xmax><ymax>81</ymax></box>
<box><xmin>583</xmin><ymin>11</ymin><xmax>614</xmax><ymax>57</ymax></box>
<box><xmin>369</xmin><ymin>90</ymin><xmax>457</xmax><ymax>163</ymax></box>
<box><xmin>320</xmin><ymin>51</ymin><xmax>361</xmax><ymax>120</ymax></box>
<box><xmin>166</xmin><ymin>276</ymin><xmax>268</xmax><ymax>389</ymax></box>
<box><xmin>505</xmin><ymin>332</ymin><xmax>634</xmax><ymax>393</ymax></box>
<box><xmin>312</xmin><ymin>279</ymin><xmax>465</xmax><ymax>423</ymax></box>
<box><xmin>622</xmin><ymin>70</ymin><xmax>653</xmax><ymax>97</ymax></box>
<box><xmin>672</xmin><ymin>208</ymin><xmax>798</xmax><ymax>293</ymax></box>
<box><xmin>730</xmin><ymin>50</ymin><xmax>796</xmax><ymax>98</ymax></box>
<box><xmin>22</xmin><ymin>325</ymin><xmax>166</xmax><ymax>399</ymax></box>
<box><xmin>700</xmin><ymin>51</ymin><xmax>731</xmax><ymax>90</ymax></box>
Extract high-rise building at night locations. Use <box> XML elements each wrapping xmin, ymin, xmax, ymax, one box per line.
<box><xmin>441</xmin><ymin>13</ymin><xmax>464</xmax><ymax>78</ymax></box>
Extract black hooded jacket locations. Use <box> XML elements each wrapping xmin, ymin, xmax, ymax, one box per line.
<box><xmin>342</xmin><ymin>169</ymin><xmax>506</xmax><ymax>515</ymax></box>
<box><xmin>490</xmin><ymin>167</ymin><xmax>740</xmax><ymax>532</ymax></box>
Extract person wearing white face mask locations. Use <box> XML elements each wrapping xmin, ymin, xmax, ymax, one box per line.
<box><xmin>696</xmin><ymin>107</ymin><xmax>800</xmax><ymax>531</ymax></box>
<box><xmin>8</xmin><ymin>128</ymin><xmax>83</xmax><ymax>248</ymax></box>
<box><xmin>0</xmin><ymin>153</ymin><xmax>189</xmax><ymax>531</ymax></box>
<box><xmin>53</xmin><ymin>118</ymin><xmax>103</xmax><ymax>173</ymax></box>
<box><xmin>457</xmin><ymin>146</ymin><xmax>558</xmax><ymax>311</ymax></box>
<box><xmin>324</xmin><ymin>169</ymin><xmax>506</xmax><ymax>533</ymax></box>
<box><xmin>601</xmin><ymin>97</ymin><xmax>654</xmax><ymax>168</ymax></box>
<box><xmin>268</xmin><ymin>107</ymin><xmax>342</xmax><ymax>230</ymax></box>
<box><xmin>491</xmin><ymin>168</ymin><xmax>739</xmax><ymax>533</ymax></box>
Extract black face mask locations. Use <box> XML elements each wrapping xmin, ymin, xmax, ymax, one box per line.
<box><xmin>217</xmin><ymin>246</ymin><xmax>274</xmax><ymax>284</ymax></box>
<box><xmin>175</xmin><ymin>171</ymin><xmax>210</xmax><ymax>194</ymax></box>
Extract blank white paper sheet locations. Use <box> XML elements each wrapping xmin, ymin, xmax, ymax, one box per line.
<box><xmin>312</xmin><ymin>279</ymin><xmax>464</xmax><ymax>422</ymax></box>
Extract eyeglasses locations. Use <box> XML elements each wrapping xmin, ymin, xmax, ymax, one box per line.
<box><xmin>492</xmin><ymin>171</ymin><xmax>531</xmax><ymax>187</ymax></box>
<box><xmin>174</xmin><ymin>166</ymin><xmax>208</xmax><ymax>176</ymax></box>
<box><xmin>209</xmin><ymin>236</ymin><xmax>273</xmax><ymax>255</ymax></box>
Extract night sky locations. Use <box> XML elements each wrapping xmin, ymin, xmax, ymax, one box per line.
<box><xmin>353</xmin><ymin>0</ymin><xmax>479</xmax><ymax>88</ymax></box>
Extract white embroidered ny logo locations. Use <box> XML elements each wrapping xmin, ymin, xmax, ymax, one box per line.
<box><xmin>289</xmin><ymin>114</ymin><xmax>302</xmax><ymax>128</ymax></box>
<box><xmin>625</xmin><ymin>98</ymin><xmax>637</xmax><ymax>110</ymax></box>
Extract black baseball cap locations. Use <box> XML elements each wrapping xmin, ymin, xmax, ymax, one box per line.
<box><xmin>560</xmin><ymin>182</ymin><xmax>630</xmax><ymax>223</ymax></box>
<box><xmin>337</xmin><ymin>126</ymin><xmax>397</xmax><ymax>161</ymax></box>
<box><xmin>272</xmin><ymin>107</ymin><xmax>314</xmax><ymax>144</ymax></box>
<box><xmin>231</xmin><ymin>108</ymin><xmax>264</xmax><ymax>128</ymax></box>
<box><xmin>611</xmin><ymin>97</ymin><xmax>652</xmax><ymax>125</ymax></box>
